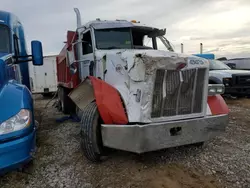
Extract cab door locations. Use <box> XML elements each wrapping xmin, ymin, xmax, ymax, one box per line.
<box><xmin>78</xmin><ymin>29</ymin><xmax>95</xmax><ymax>80</ymax></box>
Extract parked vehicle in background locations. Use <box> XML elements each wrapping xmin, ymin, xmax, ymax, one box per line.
<box><xmin>0</xmin><ymin>10</ymin><xmax>43</xmax><ymax>174</ymax></box>
<box><xmin>56</xmin><ymin>8</ymin><xmax>229</xmax><ymax>162</ymax></box>
<box><xmin>194</xmin><ymin>54</ymin><xmax>250</xmax><ymax>97</ymax></box>
<box><xmin>29</xmin><ymin>55</ymin><xmax>57</xmax><ymax>96</ymax></box>
<box><xmin>222</xmin><ymin>58</ymin><xmax>250</xmax><ymax>70</ymax></box>
<box><xmin>193</xmin><ymin>53</ymin><xmax>215</xmax><ymax>60</ymax></box>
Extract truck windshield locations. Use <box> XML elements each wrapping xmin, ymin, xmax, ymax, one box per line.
<box><xmin>95</xmin><ymin>28</ymin><xmax>132</xmax><ymax>49</ymax></box>
<box><xmin>209</xmin><ymin>59</ymin><xmax>231</xmax><ymax>70</ymax></box>
<box><xmin>0</xmin><ymin>25</ymin><xmax>11</xmax><ymax>53</ymax></box>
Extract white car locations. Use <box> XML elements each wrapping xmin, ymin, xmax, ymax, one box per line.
<box><xmin>208</xmin><ymin>59</ymin><xmax>250</xmax><ymax>96</ymax></box>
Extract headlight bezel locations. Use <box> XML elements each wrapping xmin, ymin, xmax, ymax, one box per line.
<box><xmin>0</xmin><ymin>109</ymin><xmax>32</xmax><ymax>136</ymax></box>
<box><xmin>208</xmin><ymin>84</ymin><xmax>225</xmax><ymax>96</ymax></box>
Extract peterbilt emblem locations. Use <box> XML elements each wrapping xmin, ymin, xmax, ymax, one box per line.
<box><xmin>189</xmin><ymin>59</ymin><xmax>204</xmax><ymax>65</ymax></box>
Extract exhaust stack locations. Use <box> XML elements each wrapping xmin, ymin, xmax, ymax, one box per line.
<box><xmin>181</xmin><ymin>43</ymin><xmax>184</xmax><ymax>53</ymax></box>
<box><xmin>74</xmin><ymin>8</ymin><xmax>82</xmax><ymax>28</ymax></box>
<box><xmin>200</xmin><ymin>43</ymin><xmax>203</xmax><ymax>54</ymax></box>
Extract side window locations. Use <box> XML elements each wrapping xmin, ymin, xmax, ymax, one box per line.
<box><xmin>13</xmin><ymin>34</ymin><xmax>20</xmax><ymax>56</ymax></box>
<box><xmin>82</xmin><ymin>31</ymin><xmax>93</xmax><ymax>55</ymax></box>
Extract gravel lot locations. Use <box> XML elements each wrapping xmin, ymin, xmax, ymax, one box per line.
<box><xmin>0</xmin><ymin>95</ymin><xmax>249</xmax><ymax>188</ymax></box>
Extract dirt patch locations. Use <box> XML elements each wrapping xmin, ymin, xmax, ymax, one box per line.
<box><xmin>1</xmin><ymin>95</ymin><xmax>249</xmax><ymax>188</ymax></box>
<box><xmin>141</xmin><ymin>164</ymin><xmax>218</xmax><ymax>188</ymax></box>
<box><xmin>90</xmin><ymin>163</ymin><xmax>220</xmax><ymax>188</ymax></box>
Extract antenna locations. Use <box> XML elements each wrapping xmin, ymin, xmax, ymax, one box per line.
<box><xmin>74</xmin><ymin>8</ymin><xmax>82</xmax><ymax>28</ymax></box>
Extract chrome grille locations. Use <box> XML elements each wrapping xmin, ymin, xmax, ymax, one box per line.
<box><xmin>233</xmin><ymin>74</ymin><xmax>250</xmax><ymax>86</ymax></box>
<box><xmin>151</xmin><ymin>68</ymin><xmax>206</xmax><ymax>118</ymax></box>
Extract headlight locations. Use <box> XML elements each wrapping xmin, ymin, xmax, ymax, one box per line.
<box><xmin>0</xmin><ymin>109</ymin><xmax>32</xmax><ymax>135</ymax></box>
<box><xmin>208</xmin><ymin>84</ymin><xmax>225</xmax><ymax>96</ymax></box>
<box><xmin>223</xmin><ymin>77</ymin><xmax>232</xmax><ymax>86</ymax></box>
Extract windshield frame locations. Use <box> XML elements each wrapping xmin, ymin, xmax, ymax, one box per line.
<box><xmin>0</xmin><ymin>24</ymin><xmax>11</xmax><ymax>53</ymax></box>
<box><xmin>208</xmin><ymin>59</ymin><xmax>231</xmax><ymax>70</ymax></box>
<box><xmin>93</xmin><ymin>26</ymin><xmax>172</xmax><ymax>51</ymax></box>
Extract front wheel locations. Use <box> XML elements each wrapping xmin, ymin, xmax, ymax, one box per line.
<box><xmin>80</xmin><ymin>102</ymin><xmax>107</xmax><ymax>162</ymax></box>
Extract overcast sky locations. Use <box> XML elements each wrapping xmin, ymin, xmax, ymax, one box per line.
<box><xmin>2</xmin><ymin>0</ymin><xmax>250</xmax><ymax>58</ymax></box>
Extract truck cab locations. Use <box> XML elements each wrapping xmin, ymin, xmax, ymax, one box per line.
<box><xmin>57</xmin><ymin>8</ymin><xmax>229</xmax><ymax>162</ymax></box>
<box><xmin>0</xmin><ymin>10</ymin><xmax>43</xmax><ymax>174</ymax></box>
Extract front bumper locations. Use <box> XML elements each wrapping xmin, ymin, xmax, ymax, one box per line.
<box><xmin>0</xmin><ymin>128</ymin><xmax>36</xmax><ymax>174</ymax></box>
<box><xmin>101</xmin><ymin>114</ymin><xmax>228</xmax><ymax>153</ymax></box>
<box><xmin>225</xmin><ymin>86</ymin><xmax>250</xmax><ymax>95</ymax></box>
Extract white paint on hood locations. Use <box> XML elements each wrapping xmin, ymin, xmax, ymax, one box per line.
<box><xmin>94</xmin><ymin>49</ymin><xmax>209</xmax><ymax>123</ymax></box>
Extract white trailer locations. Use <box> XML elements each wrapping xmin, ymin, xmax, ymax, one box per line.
<box><xmin>29</xmin><ymin>55</ymin><xmax>57</xmax><ymax>96</ymax></box>
<box><xmin>222</xmin><ymin>58</ymin><xmax>250</xmax><ymax>70</ymax></box>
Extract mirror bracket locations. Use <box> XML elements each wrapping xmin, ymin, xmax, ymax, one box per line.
<box><xmin>70</xmin><ymin>65</ymin><xmax>77</xmax><ymax>75</ymax></box>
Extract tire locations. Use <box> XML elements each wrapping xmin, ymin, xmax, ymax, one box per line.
<box><xmin>76</xmin><ymin>106</ymin><xmax>83</xmax><ymax>120</ymax></box>
<box><xmin>80</xmin><ymin>102</ymin><xmax>106</xmax><ymax>162</ymax></box>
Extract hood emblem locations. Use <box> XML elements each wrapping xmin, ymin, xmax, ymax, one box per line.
<box><xmin>176</xmin><ymin>62</ymin><xmax>187</xmax><ymax>70</ymax></box>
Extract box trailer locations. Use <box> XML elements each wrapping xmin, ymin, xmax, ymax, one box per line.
<box><xmin>29</xmin><ymin>55</ymin><xmax>57</xmax><ymax>96</ymax></box>
<box><xmin>222</xmin><ymin>58</ymin><xmax>250</xmax><ymax>70</ymax></box>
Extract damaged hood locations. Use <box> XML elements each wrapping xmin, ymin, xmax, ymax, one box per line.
<box><xmin>95</xmin><ymin>49</ymin><xmax>209</xmax><ymax>123</ymax></box>
<box><xmin>97</xmin><ymin>49</ymin><xmax>209</xmax><ymax>81</ymax></box>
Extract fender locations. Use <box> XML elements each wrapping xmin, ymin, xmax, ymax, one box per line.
<box><xmin>209</xmin><ymin>76</ymin><xmax>222</xmax><ymax>84</ymax></box>
<box><xmin>0</xmin><ymin>80</ymin><xmax>34</xmax><ymax>141</ymax></box>
<box><xmin>89</xmin><ymin>76</ymin><xmax>128</xmax><ymax>124</ymax></box>
<box><xmin>0</xmin><ymin>81</ymin><xmax>33</xmax><ymax>123</ymax></box>
<box><xmin>207</xmin><ymin>95</ymin><xmax>229</xmax><ymax>115</ymax></box>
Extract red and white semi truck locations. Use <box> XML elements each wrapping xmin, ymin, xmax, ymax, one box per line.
<box><xmin>56</xmin><ymin>8</ymin><xmax>229</xmax><ymax>162</ymax></box>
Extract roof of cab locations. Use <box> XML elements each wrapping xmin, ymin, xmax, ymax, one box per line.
<box><xmin>80</xmin><ymin>19</ymin><xmax>160</xmax><ymax>31</ymax></box>
<box><xmin>0</xmin><ymin>10</ymin><xmax>11</xmax><ymax>26</ymax></box>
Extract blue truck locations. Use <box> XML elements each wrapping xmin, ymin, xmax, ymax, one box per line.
<box><xmin>0</xmin><ymin>10</ymin><xmax>43</xmax><ymax>174</ymax></box>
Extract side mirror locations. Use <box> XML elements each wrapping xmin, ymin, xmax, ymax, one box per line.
<box><xmin>31</xmin><ymin>40</ymin><xmax>43</xmax><ymax>66</ymax></box>
<box><xmin>69</xmin><ymin>64</ymin><xmax>77</xmax><ymax>75</ymax></box>
<box><xmin>82</xmin><ymin>40</ymin><xmax>92</xmax><ymax>47</ymax></box>
<box><xmin>67</xmin><ymin>50</ymin><xmax>75</xmax><ymax>65</ymax></box>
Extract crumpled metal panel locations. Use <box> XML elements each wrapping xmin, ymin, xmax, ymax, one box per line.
<box><xmin>137</xmin><ymin>53</ymin><xmax>208</xmax><ymax>123</ymax></box>
<box><xmin>87</xmin><ymin>50</ymin><xmax>209</xmax><ymax>123</ymax></box>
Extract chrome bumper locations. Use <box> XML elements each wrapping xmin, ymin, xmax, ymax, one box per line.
<box><xmin>101</xmin><ymin>114</ymin><xmax>228</xmax><ymax>153</ymax></box>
